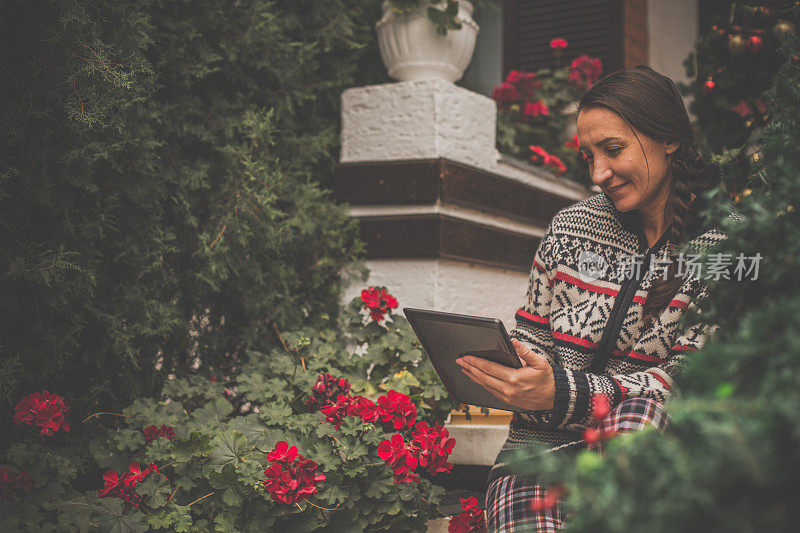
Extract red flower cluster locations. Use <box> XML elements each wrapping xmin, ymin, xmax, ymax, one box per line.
<box><xmin>582</xmin><ymin>394</ymin><xmax>618</xmax><ymax>447</ymax></box>
<box><xmin>522</xmin><ymin>100</ymin><xmax>549</xmax><ymax>118</ymax></box>
<box><xmin>703</xmin><ymin>79</ymin><xmax>716</xmax><ymax>94</ymax></box>
<box><xmin>320</xmin><ymin>394</ymin><xmax>379</xmax><ymax>429</ymax></box>
<box><xmin>549</xmin><ymin>38</ymin><xmax>568</xmax><ymax>50</ymax></box>
<box><xmin>564</xmin><ymin>134</ymin><xmax>580</xmax><ymax>152</ymax></box>
<box><xmin>99</xmin><ymin>462</ymin><xmax>162</xmax><ymax>508</ymax></box>
<box><xmin>493</xmin><ymin>70</ymin><xmax>542</xmax><ymax>105</ymax></box>
<box><xmin>377</xmin><ymin>434</ymin><xmax>420</xmax><ymax>483</ymax></box>
<box><xmin>144</xmin><ymin>424</ymin><xmax>175</xmax><ymax>443</ymax></box>
<box><xmin>529</xmin><ymin>145</ymin><xmax>567</xmax><ymax>175</ymax></box>
<box><xmin>529</xmin><ymin>485</ymin><xmax>564</xmax><ymax>512</ymax></box>
<box><xmin>568</xmin><ymin>55</ymin><xmax>603</xmax><ymax>91</ymax></box>
<box><xmin>0</xmin><ymin>467</ymin><xmax>33</xmax><ymax>501</ymax></box>
<box><xmin>307</xmin><ymin>372</ymin><xmax>352</xmax><ymax>412</ymax></box>
<box><xmin>361</xmin><ymin>286</ymin><xmax>399</xmax><ymax>322</ymax></box>
<box><xmin>410</xmin><ymin>421</ymin><xmax>455</xmax><ymax>475</ymax></box>
<box><xmin>13</xmin><ymin>390</ymin><xmax>71</xmax><ymax>436</ymax></box>
<box><xmin>448</xmin><ymin>496</ymin><xmax>486</xmax><ymax>533</ymax></box>
<box><xmin>378</xmin><ymin>421</ymin><xmax>456</xmax><ymax>483</ymax></box>
<box><xmin>377</xmin><ymin>390</ymin><xmax>417</xmax><ymax>430</ymax></box>
<box><xmin>263</xmin><ymin>441</ymin><xmax>325</xmax><ymax>504</ymax></box>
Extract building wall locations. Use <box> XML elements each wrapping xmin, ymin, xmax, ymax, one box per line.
<box><xmin>647</xmin><ymin>0</ymin><xmax>699</xmax><ymax>84</ymax></box>
<box><xmin>625</xmin><ymin>0</ymin><xmax>649</xmax><ymax>67</ymax></box>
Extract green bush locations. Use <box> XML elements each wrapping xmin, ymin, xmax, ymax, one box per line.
<box><xmin>0</xmin><ymin>0</ymin><xmax>388</xmax><ymax>423</ymax></box>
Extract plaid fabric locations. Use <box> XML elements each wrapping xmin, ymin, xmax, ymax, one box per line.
<box><xmin>485</xmin><ymin>398</ymin><xmax>669</xmax><ymax>532</ymax></box>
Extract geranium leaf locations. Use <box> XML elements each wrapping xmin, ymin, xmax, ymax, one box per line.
<box><xmin>94</xmin><ymin>498</ymin><xmax>149</xmax><ymax>533</ymax></box>
<box><xmin>192</xmin><ymin>397</ymin><xmax>234</xmax><ymax>428</ymax></box>
<box><xmin>206</xmin><ymin>430</ymin><xmax>249</xmax><ymax>473</ymax></box>
<box><xmin>137</xmin><ymin>471</ymin><xmax>172</xmax><ymax>508</ymax></box>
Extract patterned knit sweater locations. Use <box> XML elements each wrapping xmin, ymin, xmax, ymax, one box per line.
<box><xmin>489</xmin><ymin>192</ymin><xmax>728</xmax><ymax>482</ymax></box>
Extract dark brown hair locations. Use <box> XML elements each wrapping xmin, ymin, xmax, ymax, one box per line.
<box><xmin>578</xmin><ymin>65</ymin><xmax>722</xmax><ymax>327</ymax></box>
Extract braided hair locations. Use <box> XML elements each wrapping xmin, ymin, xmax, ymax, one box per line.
<box><xmin>579</xmin><ymin>65</ymin><xmax>722</xmax><ymax>327</ymax></box>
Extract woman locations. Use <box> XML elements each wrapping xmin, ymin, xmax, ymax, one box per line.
<box><xmin>456</xmin><ymin>65</ymin><xmax>726</xmax><ymax>532</ymax></box>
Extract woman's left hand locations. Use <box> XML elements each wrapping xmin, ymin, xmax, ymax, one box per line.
<box><xmin>455</xmin><ymin>339</ymin><xmax>556</xmax><ymax>411</ymax></box>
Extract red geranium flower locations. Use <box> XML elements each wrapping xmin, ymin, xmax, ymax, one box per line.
<box><xmin>410</xmin><ymin>421</ymin><xmax>456</xmax><ymax>475</ymax></box>
<box><xmin>492</xmin><ymin>81</ymin><xmax>521</xmax><ymax>104</ymax></box>
<box><xmin>564</xmin><ymin>134</ymin><xmax>580</xmax><ymax>151</ymax></box>
<box><xmin>506</xmin><ymin>70</ymin><xmax>524</xmax><ymax>83</ymax></box>
<box><xmin>98</xmin><ymin>462</ymin><xmax>162</xmax><ymax>509</ymax></box>
<box><xmin>307</xmin><ymin>372</ymin><xmax>352</xmax><ymax>412</ymax></box>
<box><xmin>377</xmin><ymin>434</ymin><xmax>420</xmax><ymax>483</ymax></box>
<box><xmin>522</xmin><ymin>100</ymin><xmax>549</xmax><ymax>117</ymax></box>
<box><xmin>448</xmin><ymin>496</ymin><xmax>487</xmax><ymax>533</ymax></box>
<box><xmin>544</xmin><ymin>154</ymin><xmax>567</xmax><ymax>175</ymax></box>
<box><xmin>347</xmin><ymin>395</ymin><xmax>379</xmax><ymax>424</ymax></box>
<box><xmin>529</xmin><ymin>145</ymin><xmax>549</xmax><ymax>163</ymax></box>
<box><xmin>263</xmin><ymin>443</ymin><xmax>325</xmax><ymax>504</ymax></box>
<box><xmin>144</xmin><ymin>424</ymin><xmax>175</xmax><ymax>443</ymax></box>
<box><xmin>568</xmin><ymin>55</ymin><xmax>603</xmax><ymax>91</ymax></box>
<box><xmin>360</xmin><ymin>286</ymin><xmax>399</xmax><ymax>323</ymax></box>
<box><xmin>266</xmin><ymin>441</ymin><xmax>299</xmax><ymax>465</ymax></box>
<box><xmin>703</xmin><ymin>79</ymin><xmax>716</xmax><ymax>94</ymax></box>
<box><xmin>550</xmin><ymin>38</ymin><xmax>568</xmax><ymax>50</ymax></box>
<box><xmin>0</xmin><ymin>467</ymin><xmax>33</xmax><ymax>501</ymax></box>
<box><xmin>13</xmin><ymin>390</ymin><xmax>70</xmax><ymax>436</ymax></box>
<box><xmin>321</xmin><ymin>394</ymin><xmax>379</xmax><ymax>429</ymax></box>
<box><xmin>377</xmin><ymin>390</ymin><xmax>417</xmax><ymax>430</ymax></box>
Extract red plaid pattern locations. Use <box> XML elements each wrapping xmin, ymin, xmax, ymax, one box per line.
<box><xmin>485</xmin><ymin>398</ymin><xmax>669</xmax><ymax>532</ymax></box>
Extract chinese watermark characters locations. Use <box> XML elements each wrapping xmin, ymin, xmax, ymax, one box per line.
<box><xmin>577</xmin><ymin>250</ymin><xmax>762</xmax><ymax>282</ymax></box>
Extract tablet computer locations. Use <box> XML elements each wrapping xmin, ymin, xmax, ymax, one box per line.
<box><xmin>402</xmin><ymin>307</ymin><xmax>523</xmax><ymax>412</ymax></box>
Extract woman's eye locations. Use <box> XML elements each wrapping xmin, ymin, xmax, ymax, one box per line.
<box><xmin>607</xmin><ymin>147</ymin><xmax>623</xmax><ymax>156</ymax></box>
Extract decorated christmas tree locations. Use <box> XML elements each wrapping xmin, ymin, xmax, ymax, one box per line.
<box><xmin>683</xmin><ymin>1</ymin><xmax>796</xmax><ymax>201</ymax></box>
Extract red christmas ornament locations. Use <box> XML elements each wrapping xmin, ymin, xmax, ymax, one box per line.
<box><xmin>747</xmin><ymin>35</ymin><xmax>764</xmax><ymax>53</ymax></box>
<box><xmin>703</xmin><ymin>79</ymin><xmax>716</xmax><ymax>94</ymax></box>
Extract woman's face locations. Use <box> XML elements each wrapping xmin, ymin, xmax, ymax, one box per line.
<box><xmin>577</xmin><ymin>107</ymin><xmax>678</xmax><ymax>213</ymax></box>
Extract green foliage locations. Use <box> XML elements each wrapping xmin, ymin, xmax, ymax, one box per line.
<box><xmin>0</xmin><ymin>0</ymin><xmax>388</xmax><ymax>429</ymax></box>
<box><xmin>387</xmin><ymin>1</ymin><xmax>498</xmax><ymax>35</ymax></box>
<box><xmin>1</xmin><ymin>293</ymin><xmax>459</xmax><ymax>531</ymax></box>
<box><xmin>509</xmin><ymin>35</ymin><xmax>800</xmax><ymax>531</ymax></box>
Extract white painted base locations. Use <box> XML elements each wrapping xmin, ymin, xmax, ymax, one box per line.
<box><xmin>340</xmin><ymin>79</ymin><xmax>589</xmax><ymax>202</ymax></box>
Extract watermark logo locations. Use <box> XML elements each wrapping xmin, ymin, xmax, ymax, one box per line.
<box><xmin>577</xmin><ymin>250</ymin><xmax>609</xmax><ymax>281</ymax></box>
<box><xmin>614</xmin><ymin>251</ymin><xmax>762</xmax><ymax>281</ymax></box>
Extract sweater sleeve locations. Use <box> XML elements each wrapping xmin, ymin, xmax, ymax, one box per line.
<box><xmin>541</xmin><ymin>286</ymin><xmax>717</xmax><ymax>431</ymax></box>
<box><xmin>508</xmin><ymin>222</ymin><xmax>561</xmax><ymax>365</ymax></box>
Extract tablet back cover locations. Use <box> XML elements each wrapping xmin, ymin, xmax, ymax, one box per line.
<box><xmin>403</xmin><ymin>307</ymin><xmax>523</xmax><ymax>412</ymax></box>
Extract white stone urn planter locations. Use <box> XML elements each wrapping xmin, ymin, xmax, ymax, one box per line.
<box><xmin>376</xmin><ymin>1</ymin><xmax>479</xmax><ymax>83</ymax></box>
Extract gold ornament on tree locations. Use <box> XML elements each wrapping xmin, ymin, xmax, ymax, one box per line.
<box><xmin>773</xmin><ymin>19</ymin><xmax>796</xmax><ymax>42</ymax></box>
<box><xmin>728</xmin><ymin>33</ymin><xmax>747</xmax><ymax>54</ymax></box>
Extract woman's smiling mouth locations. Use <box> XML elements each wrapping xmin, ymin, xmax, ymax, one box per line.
<box><xmin>607</xmin><ymin>182</ymin><xmax>628</xmax><ymax>194</ymax></box>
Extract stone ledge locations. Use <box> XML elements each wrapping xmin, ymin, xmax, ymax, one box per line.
<box><xmin>446</xmin><ymin>424</ymin><xmax>509</xmax><ymax>466</ymax></box>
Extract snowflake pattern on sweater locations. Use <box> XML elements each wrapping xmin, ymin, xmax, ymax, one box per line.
<box><xmin>490</xmin><ymin>193</ymin><xmax>730</xmax><ymax>481</ymax></box>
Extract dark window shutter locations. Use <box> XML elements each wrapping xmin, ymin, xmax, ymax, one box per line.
<box><xmin>504</xmin><ymin>0</ymin><xmax>624</xmax><ymax>78</ymax></box>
